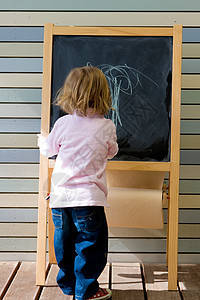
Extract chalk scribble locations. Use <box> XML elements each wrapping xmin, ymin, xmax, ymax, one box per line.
<box><xmin>87</xmin><ymin>62</ymin><xmax>159</xmax><ymax>128</ymax></box>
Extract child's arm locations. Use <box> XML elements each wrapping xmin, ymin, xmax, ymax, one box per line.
<box><xmin>107</xmin><ymin>123</ymin><xmax>118</xmax><ymax>159</ymax></box>
<box><xmin>37</xmin><ymin>120</ymin><xmax>61</xmax><ymax>157</ymax></box>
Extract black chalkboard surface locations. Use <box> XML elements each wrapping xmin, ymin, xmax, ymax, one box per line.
<box><xmin>51</xmin><ymin>35</ymin><xmax>173</xmax><ymax>162</ymax></box>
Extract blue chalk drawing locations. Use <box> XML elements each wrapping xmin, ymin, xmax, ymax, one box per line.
<box><xmin>87</xmin><ymin>62</ymin><xmax>159</xmax><ymax>128</ymax></box>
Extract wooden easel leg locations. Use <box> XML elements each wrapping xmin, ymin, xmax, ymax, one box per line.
<box><xmin>167</xmin><ymin>164</ymin><xmax>179</xmax><ymax>290</ymax></box>
<box><xmin>36</xmin><ymin>156</ymin><xmax>49</xmax><ymax>286</ymax></box>
<box><xmin>48</xmin><ymin>206</ymin><xmax>56</xmax><ymax>263</ymax></box>
<box><xmin>166</xmin><ymin>214</ymin><xmax>169</xmax><ymax>267</ymax></box>
<box><xmin>166</xmin><ymin>175</ymin><xmax>170</xmax><ymax>267</ymax></box>
<box><xmin>48</xmin><ymin>168</ymin><xmax>57</xmax><ymax>264</ymax></box>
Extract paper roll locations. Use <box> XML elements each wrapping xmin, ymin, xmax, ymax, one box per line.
<box><xmin>106</xmin><ymin>170</ymin><xmax>165</xmax><ymax>190</ymax></box>
<box><xmin>106</xmin><ymin>187</ymin><xmax>164</xmax><ymax>229</ymax></box>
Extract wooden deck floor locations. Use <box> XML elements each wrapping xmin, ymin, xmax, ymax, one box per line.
<box><xmin>0</xmin><ymin>262</ymin><xmax>200</xmax><ymax>299</ymax></box>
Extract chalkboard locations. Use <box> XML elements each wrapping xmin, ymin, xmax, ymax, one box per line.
<box><xmin>51</xmin><ymin>35</ymin><xmax>173</xmax><ymax>162</ymax></box>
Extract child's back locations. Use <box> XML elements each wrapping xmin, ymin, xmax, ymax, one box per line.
<box><xmin>41</xmin><ymin>112</ymin><xmax>117</xmax><ymax>208</ymax></box>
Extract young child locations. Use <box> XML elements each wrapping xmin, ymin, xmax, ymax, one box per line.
<box><xmin>38</xmin><ymin>66</ymin><xmax>118</xmax><ymax>300</ymax></box>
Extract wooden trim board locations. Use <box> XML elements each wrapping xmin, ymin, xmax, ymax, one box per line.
<box><xmin>36</xmin><ymin>23</ymin><xmax>53</xmax><ymax>286</ymax></box>
<box><xmin>167</xmin><ymin>24</ymin><xmax>182</xmax><ymax>290</ymax></box>
<box><xmin>53</xmin><ymin>26</ymin><xmax>173</xmax><ymax>36</ymax></box>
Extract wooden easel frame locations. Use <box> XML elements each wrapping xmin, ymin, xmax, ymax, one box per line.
<box><xmin>36</xmin><ymin>24</ymin><xmax>182</xmax><ymax>290</ymax></box>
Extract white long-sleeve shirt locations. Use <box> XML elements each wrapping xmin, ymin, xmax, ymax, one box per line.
<box><xmin>38</xmin><ymin>111</ymin><xmax>118</xmax><ymax>208</ymax></box>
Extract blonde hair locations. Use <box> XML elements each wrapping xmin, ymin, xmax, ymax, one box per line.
<box><xmin>55</xmin><ymin>66</ymin><xmax>112</xmax><ymax>116</ymax></box>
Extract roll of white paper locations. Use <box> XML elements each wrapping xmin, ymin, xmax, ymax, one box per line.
<box><xmin>105</xmin><ymin>171</ymin><xmax>165</xmax><ymax>228</ymax></box>
<box><xmin>106</xmin><ymin>187</ymin><xmax>163</xmax><ymax>228</ymax></box>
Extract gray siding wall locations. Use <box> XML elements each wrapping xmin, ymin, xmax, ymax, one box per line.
<box><xmin>0</xmin><ymin>3</ymin><xmax>200</xmax><ymax>263</ymax></box>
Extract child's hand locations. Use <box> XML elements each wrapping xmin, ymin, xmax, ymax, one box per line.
<box><xmin>37</xmin><ymin>134</ymin><xmax>47</xmax><ymax>147</ymax></box>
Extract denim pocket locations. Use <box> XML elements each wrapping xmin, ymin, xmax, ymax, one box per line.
<box><xmin>51</xmin><ymin>208</ymin><xmax>63</xmax><ymax>229</ymax></box>
<box><xmin>74</xmin><ymin>207</ymin><xmax>103</xmax><ymax>232</ymax></box>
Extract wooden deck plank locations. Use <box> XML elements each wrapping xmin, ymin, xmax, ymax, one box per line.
<box><xmin>0</xmin><ymin>261</ymin><xmax>20</xmax><ymax>299</ymax></box>
<box><xmin>40</xmin><ymin>263</ymin><xmax>109</xmax><ymax>299</ymax></box>
<box><xmin>3</xmin><ymin>262</ymin><xmax>46</xmax><ymax>300</ymax></box>
<box><xmin>178</xmin><ymin>264</ymin><xmax>200</xmax><ymax>299</ymax></box>
<box><xmin>39</xmin><ymin>264</ymin><xmax>73</xmax><ymax>299</ymax></box>
<box><xmin>99</xmin><ymin>264</ymin><xmax>110</xmax><ymax>288</ymax></box>
<box><xmin>111</xmin><ymin>262</ymin><xmax>144</xmax><ymax>299</ymax></box>
<box><xmin>143</xmin><ymin>264</ymin><xmax>181</xmax><ymax>299</ymax></box>
<box><xmin>0</xmin><ymin>263</ymin><xmax>200</xmax><ymax>299</ymax></box>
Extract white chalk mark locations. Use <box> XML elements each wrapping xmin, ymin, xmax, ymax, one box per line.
<box><xmin>87</xmin><ymin>62</ymin><xmax>159</xmax><ymax>128</ymax></box>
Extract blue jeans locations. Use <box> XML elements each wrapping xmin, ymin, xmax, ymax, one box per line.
<box><xmin>51</xmin><ymin>206</ymin><xmax>108</xmax><ymax>300</ymax></box>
